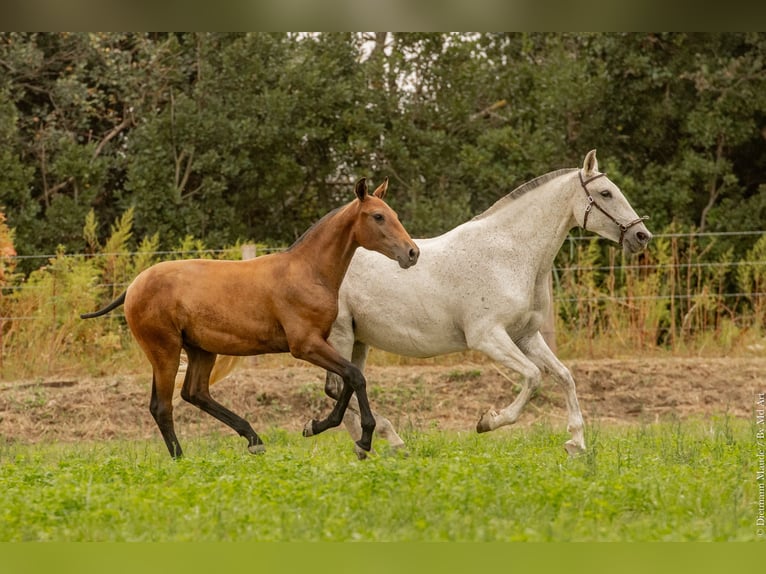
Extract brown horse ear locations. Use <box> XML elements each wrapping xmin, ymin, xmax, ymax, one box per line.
<box><xmin>354</xmin><ymin>177</ymin><xmax>368</xmax><ymax>202</ymax></box>
<box><xmin>372</xmin><ymin>177</ymin><xmax>389</xmax><ymax>200</ymax></box>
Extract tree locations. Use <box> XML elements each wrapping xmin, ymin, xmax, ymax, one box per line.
<box><xmin>0</xmin><ymin>87</ymin><xmax>35</xmax><ymax>254</ymax></box>
<box><xmin>581</xmin><ymin>33</ymin><xmax>766</xmax><ymax>232</ymax></box>
<box><xmin>0</xmin><ymin>33</ymin><xmax>190</xmax><ymax>256</ymax></box>
<box><xmin>0</xmin><ymin>33</ymin><xmax>764</xmax><ymax>261</ymax></box>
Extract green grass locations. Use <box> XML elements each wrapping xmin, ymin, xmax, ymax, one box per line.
<box><xmin>0</xmin><ymin>417</ymin><xmax>757</xmax><ymax>541</ymax></box>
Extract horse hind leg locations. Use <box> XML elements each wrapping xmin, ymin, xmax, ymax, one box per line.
<box><xmin>148</xmin><ymin>354</ymin><xmax>184</xmax><ymax>458</ymax></box>
<box><xmin>181</xmin><ymin>346</ymin><xmax>265</xmax><ymax>454</ymax></box>
<box><xmin>468</xmin><ymin>326</ymin><xmax>542</xmax><ymax>433</ymax></box>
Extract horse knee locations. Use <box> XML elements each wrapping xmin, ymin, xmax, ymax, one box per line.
<box><xmin>342</xmin><ymin>366</ymin><xmax>375</xmax><ymax>431</ymax></box>
<box><xmin>344</xmin><ymin>365</ymin><xmax>366</xmax><ymax>393</ymax></box>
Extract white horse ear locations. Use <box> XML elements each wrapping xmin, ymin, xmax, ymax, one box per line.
<box><xmin>354</xmin><ymin>177</ymin><xmax>368</xmax><ymax>202</ymax></box>
<box><xmin>372</xmin><ymin>177</ymin><xmax>389</xmax><ymax>200</ymax></box>
<box><xmin>583</xmin><ymin>149</ymin><xmax>598</xmax><ymax>176</ymax></box>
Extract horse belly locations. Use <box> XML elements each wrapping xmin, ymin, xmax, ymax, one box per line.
<box><xmin>180</xmin><ymin>310</ymin><xmax>289</xmax><ymax>356</ymax></box>
<box><xmin>354</xmin><ymin>312</ymin><xmax>466</xmax><ymax>358</ymax></box>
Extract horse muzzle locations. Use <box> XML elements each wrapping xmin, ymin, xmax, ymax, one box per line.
<box><xmin>397</xmin><ymin>244</ymin><xmax>420</xmax><ymax>269</ymax></box>
<box><xmin>622</xmin><ymin>225</ymin><xmax>653</xmax><ymax>255</ymax></box>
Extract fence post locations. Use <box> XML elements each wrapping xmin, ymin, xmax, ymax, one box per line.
<box><xmin>241</xmin><ymin>244</ymin><xmax>257</xmax><ymax>260</ymax></box>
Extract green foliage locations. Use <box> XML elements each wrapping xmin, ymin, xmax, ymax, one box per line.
<box><xmin>0</xmin><ymin>419</ymin><xmax>753</xmax><ymax>541</ymax></box>
<box><xmin>0</xmin><ymin>209</ymin><xmax>240</xmax><ymax>379</ymax></box>
<box><xmin>2</xmin><ymin>248</ymin><xmax>109</xmax><ymax>376</ymax></box>
<box><xmin>0</xmin><ymin>89</ymin><xmax>36</xmax><ymax>253</ymax></box>
<box><xmin>1</xmin><ymin>33</ymin><xmax>763</xmax><ymax>256</ymax></box>
<box><xmin>97</xmin><ymin>207</ymin><xmax>134</xmax><ymax>299</ymax></box>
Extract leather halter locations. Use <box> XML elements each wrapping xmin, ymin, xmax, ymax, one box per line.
<box><xmin>579</xmin><ymin>171</ymin><xmax>649</xmax><ymax>245</ymax></box>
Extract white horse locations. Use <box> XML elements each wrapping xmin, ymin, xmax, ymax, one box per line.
<box><xmin>321</xmin><ymin>150</ymin><xmax>652</xmax><ymax>455</ymax></box>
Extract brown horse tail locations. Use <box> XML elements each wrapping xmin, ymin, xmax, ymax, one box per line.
<box><xmin>80</xmin><ymin>291</ymin><xmax>127</xmax><ymax>319</ymax></box>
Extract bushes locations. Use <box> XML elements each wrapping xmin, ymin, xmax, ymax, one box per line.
<box><xmin>1</xmin><ymin>209</ymin><xmax>764</xmax><ymax>379</ymax></box>
<box><xmin>0</xmin><ymin>211</ymin><xmax>252</xmax><ymax>379</ymax></box>
<box><xmin>555</xmin><ymin>228</ymin><xmax>766</xmax><ymax>357</ymax></box>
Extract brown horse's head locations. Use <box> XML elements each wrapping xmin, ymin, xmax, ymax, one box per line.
<box><xmin>352</xmin><ymin>177</ymin><xmax>419</xmax><ymax>269</ymax></box>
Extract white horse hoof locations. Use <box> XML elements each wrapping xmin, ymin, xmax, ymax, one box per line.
<box><xmin>476</xmin><ymin>409</ymin><xmax>497</xmax><ymax>433</ymax></box>
<box><xmin>302</xmin><ymin>420</ymin><xmax>315</xmax><ymax>437</ymax></box>
<box><xmin>248</xmin><ymin>443</ymin><xmax>266</xmax><ymax>455</ymax></box>
<box><xmin>563</xmin><ymin>439</ymin><xmax>585</xmax><ymax>456</ymax></box>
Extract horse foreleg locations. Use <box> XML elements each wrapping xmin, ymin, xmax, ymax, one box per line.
<box><xmin>181</xmin><ymin>346</ymin><xmax>265</xmax><ymax>454</ymax></box>
<box><xmin>519</xmin><ymin>333</ymin><xmax>586</xmax><ymax>455</ymax></box>
<box><xmin>294</xmin><ymin>336</ymin><xmax>376</xmax><ymax>459</ymax></box>
<box><xmin>324</xmin><ymin>337</ymin><xmax>406</xmax><ymax>452</ymax></box>
<box><xmin>325</xmin><ymin>373</ymin><xmax>406</xmax><ymax>453</ymax></box>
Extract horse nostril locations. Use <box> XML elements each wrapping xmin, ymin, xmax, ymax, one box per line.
<box><xmin>637</xmin><ymin>231</ymin><xmax>650</xmax><ymax>243</ymax></box>
<box><xmin>409</xmin><ymin>247</ymin><xmax>419</xmax><ymax>261</ymax></box>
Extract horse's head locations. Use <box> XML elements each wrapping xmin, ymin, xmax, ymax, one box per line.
<box><xmin>351</xmin><ymin>177</ymin><xmax>420</xmax><ymax>269</ymax></box>
<box><xmin>574</xmin><ymin>150</ymin><xmax>652</xmax><ymax>254</ymax></box>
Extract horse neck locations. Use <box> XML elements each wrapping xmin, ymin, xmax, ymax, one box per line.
<box><xmin>286</xmin><ymin>203</ymin><xmax>359</xmax><ymax>291</ymax></box>
<box><xmin>471</xmin><ymin>174</ymin><xmax>578</xmax><ymax>269</ymax></box>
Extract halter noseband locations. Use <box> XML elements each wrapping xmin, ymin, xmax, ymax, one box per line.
<box><xmin>579</xmin><ymin>171</ymin><xmax>649</xmax><ymax>245</ymax></box>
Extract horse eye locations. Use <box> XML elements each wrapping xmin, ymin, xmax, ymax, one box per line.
<box><xmin>373</xmin><ymin>213</ymin><xmax>385</xmax><ymax>222</ymax></box>
<box><xmin>600</xmin><ymin>190</ymin><xmax>613</xmax><ymax>199</ymax></box>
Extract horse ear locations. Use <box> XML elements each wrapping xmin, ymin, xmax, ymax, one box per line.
<box><xmin>372</xmin><ymin>177</ymin><xmax>389</xmax><ymax>200</ymax></box>
<box><xmin>583</xmin><ymin>149</ymin><xmax>598</xmax><ymax>176</ymax></box>
<box><xmin>354</xmin><ymin>177</ymin><xmax>368</xmax><ymax>202</ymax></box>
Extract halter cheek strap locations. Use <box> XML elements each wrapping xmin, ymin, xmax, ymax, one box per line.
<box><xmin>579</xmin><ymin>171</ymin><xmax>649</xmax><ymax>245</ymax></box>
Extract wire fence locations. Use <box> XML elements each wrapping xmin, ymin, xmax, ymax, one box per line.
<box><xmin>0</xmin><ymin>229</ymin><xmax>765</xmax><ymax>375</ymax></box>
<box><xmin>2</xmin><ymin>229</ymin><xmax>766</xmax><ymax>316</ymax></box>
<box><xmin>7</xmin><ymin>229</ymin><xmax>766</xmax><ymax>261</ymax></box>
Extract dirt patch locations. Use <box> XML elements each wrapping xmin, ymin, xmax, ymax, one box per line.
<box><xmin>0</xmin><ymin>357</ymin><xmax>763</xmax><ymax>445</ymax></box>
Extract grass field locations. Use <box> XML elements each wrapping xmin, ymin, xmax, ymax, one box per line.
<box><xmin>0</xmin><ymin>416</ymin><xmax>757</xmax><ymax>542</ymax></box>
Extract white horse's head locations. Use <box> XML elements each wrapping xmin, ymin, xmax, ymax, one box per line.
<box><xmin>574</xmin><ymin>150</ymin><xmax>652</xmax><ymax>254</ymax></box>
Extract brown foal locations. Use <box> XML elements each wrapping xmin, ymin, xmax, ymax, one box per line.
<box><xmin>81</xmin><ymin>178</ymin><xmax>419</xmax><ymax>459</ymax></box>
